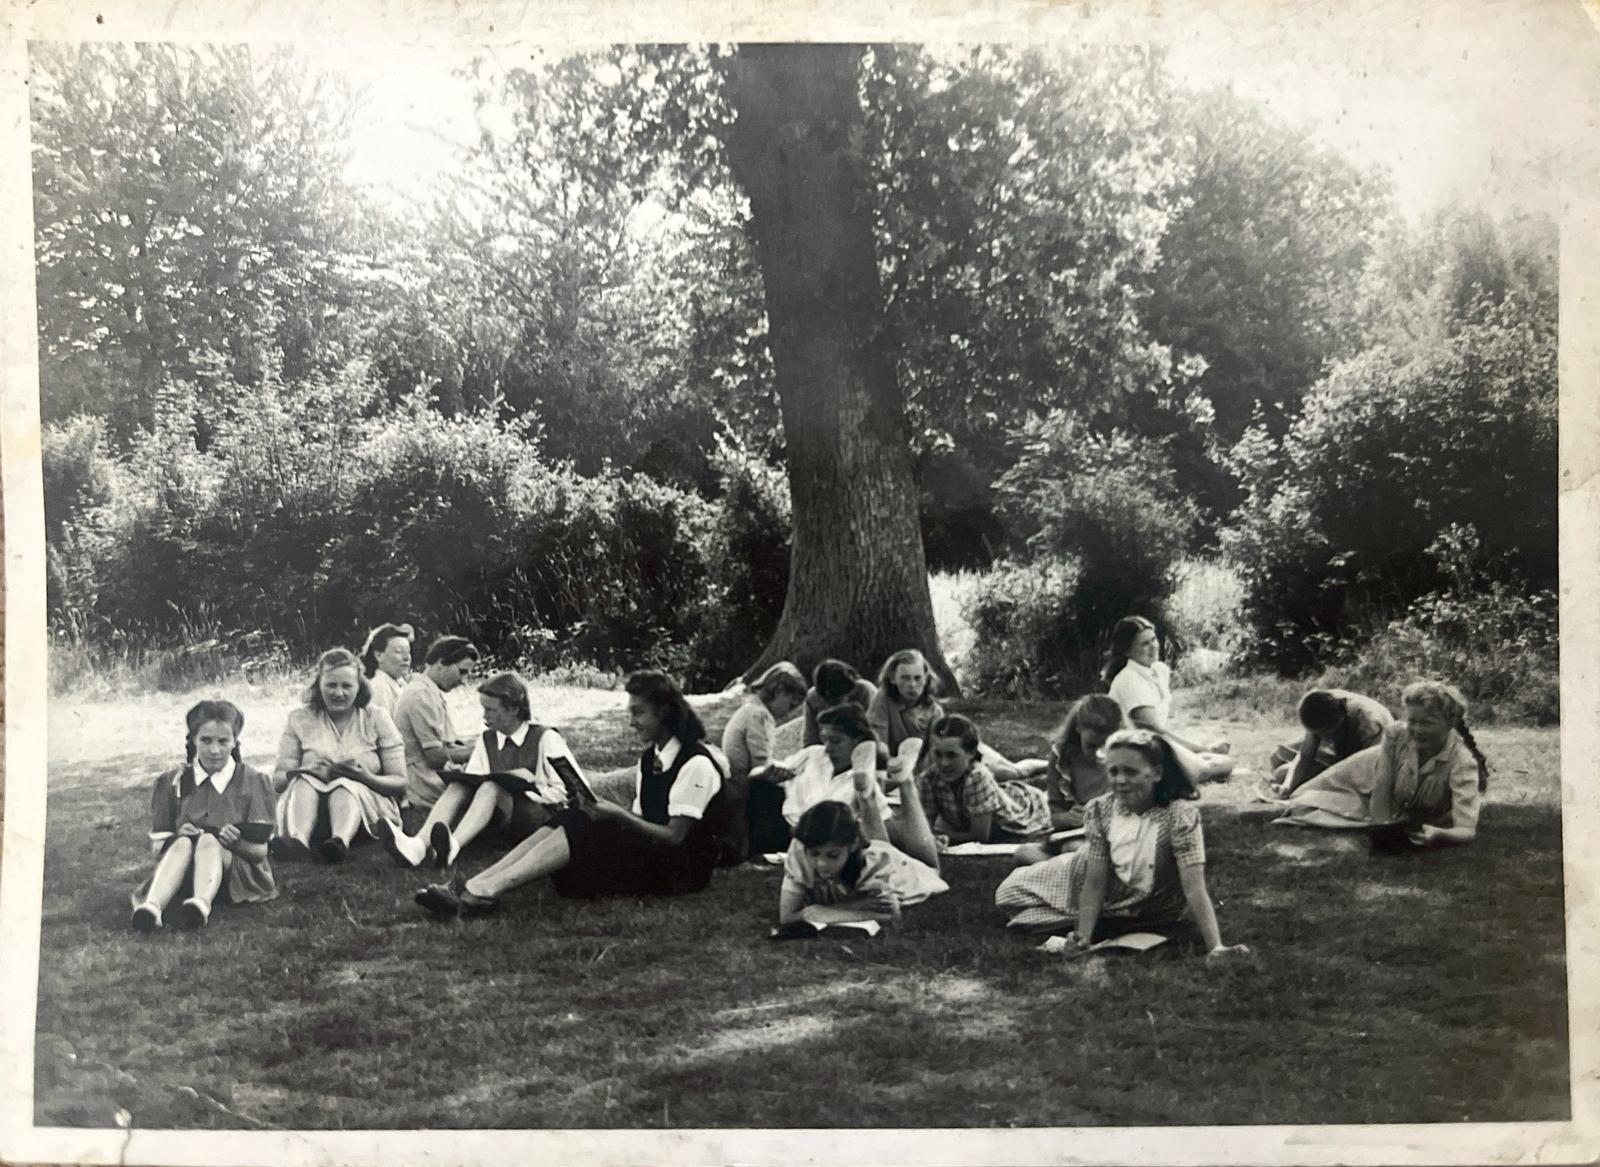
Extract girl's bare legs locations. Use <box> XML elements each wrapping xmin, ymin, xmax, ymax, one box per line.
<box><xmin>139</xmin><ymin>835</ymin><xmax>195</xmax><ymax>912</ymax></box>
<box><xmin>451</xmin><ymin>783</ymin><xmax>512</xmax><ymax>851</ymax></box>
<box><xmin>327</xmin><ymin>788</ymin><xmax>363</xmax><ymax>845</ymax></box>
<box><xmin>189</xmin><ymin>832</ymin><xmax>231</xmax><ymax>909</ymax></box>
<box><xmin>887</xmin><ymin>780</ymin><xmax>941</xmax><ymax>870</ymax></box>
<box><xmin>415</xmin><ymin>782</ymin><xmax>473</xmax><ymax>841</ymax></box>
<box><xmin>282</xmin><ymin>781</ymin><xmax>321</xmax><ymax>849</ymax></box>
<box><xmin>463</xmin><ymin>825</ymin><xmax>571</xmax><ymax>899</ymax></box>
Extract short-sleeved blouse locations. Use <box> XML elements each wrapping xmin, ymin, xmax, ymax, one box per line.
<box><xmin>139</xmin><ymin>762</ymin><xmax>279</xmax><ymax>905</ymax></box>
<box><xmin>721</xmin><ymin>700</ymin><xmax>776</xmax><ymax>782</ymax></box>
<box><xmin>273</xmin><ymin>705</ymin><xmax>405</xmax><ymax>780</ymax></box>
<box><xmin>775</xmin><ymin>744</ymin><xmax>892</xmax><ymax>828</ymax></box>
<box><xmin>782</xmin><ymin>839</ymin><xmax>948</xmax><ymax>909</ymax></box>
<box><xmin>1107</xmin><ymin>660</ymin><xmax>1172</xmax><ymax>724</ymax></box>
<box><xmin>1379</xmin><ymin>723</ymin><xmax>1482</xmax><ymax>838</ymax></box>
<box><xmin>916</xmin><ymin>762</ymin><xmax>1051</xmax><ymax>840</ymax></box>
<box><xmin>367</xmin><ymin>669</ymin><xmax>406</xmax><ymax>716</ymax></box>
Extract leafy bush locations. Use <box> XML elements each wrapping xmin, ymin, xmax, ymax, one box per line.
<box><xmin>978</xmin><ymin>414</ymin><xmax>1198</xmax><ymax>691</ymax></box>
<box><xmin>957</xmin><ymin>557</ymin><xmax>1082</xmax><ymax>698</ymax></box>
<box><xmin>1224</xmin><ymin>295</ymin><xmax>1557</xmax><ymax>674</ymax></box>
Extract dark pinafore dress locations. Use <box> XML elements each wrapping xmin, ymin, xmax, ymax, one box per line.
<box><xmin>549</xmin><ymin>740</ymin><xmax>730</xmax><ymax>899</ymax></box>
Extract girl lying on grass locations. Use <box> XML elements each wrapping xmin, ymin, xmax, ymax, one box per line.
<box><xmin>757</xmin><ymin>704</ymin><xmax>941</xmax><ymax>867</ymax></box>
<box><xmin>378</xmin><ymin>671</ymin><xmax>591</xmax><ymax>869</ymax></box>
<box><xmin>916</xmin><ymin>715</ymin><xmax>1051</xmax><ymax>848</ymax></box>
<box><xmin>1276</xmin><ymin>680</ymin><xmax>1488</xmax><ymax>850</ymax></box>
<box><xmin>1013</xmin><ymin>694</ymin><xmax>1126</xmax><ymax>867</ymax></box>
<box><xmin>415</xmin><ymin>671</ymin><xmax>733</xmax><ymax>918</ymax></box>
<box><xmin>779</xmin><ymin>799</ymin><xmax>947</xmax><ymax>928</ymax></box>
<box><xmin>130</xmin><ymin>700</ymin><xmax>277</xmax><ymax>932</ymax></box>
<box><xmin>995</xmin><ymin>729</ymin><xmax>1248</xmax><ymax>960</ymax></box>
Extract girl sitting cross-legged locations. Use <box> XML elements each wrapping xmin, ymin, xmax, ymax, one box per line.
<box><xmin>779</xmin><ymin>799</ymin><xmax>947</xmax><ymax>928</ymax></box>
<box><xmin>378</xmin><ymin>671</ymin><xmax>592</xmax><ymax>869</ymax></box>
<box><xmin>129</xmin><ymin>700</ymin><xmax>278</xmax><ymax>932</ymax></box>
<box><xmin>415</xmin><ymin>670</ymin><xmax>734</xmax><ymax>918</ymax></box>
<box><xmin>995</xmin><ymin>728</ymin><xmax>1248</xmax><ymax>959</ymax></box>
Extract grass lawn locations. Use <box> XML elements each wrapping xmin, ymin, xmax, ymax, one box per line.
<box><xmin>32</xmin><ymin>685</ymin><xmax>1569</xmax><ymax>1129</ymax></box>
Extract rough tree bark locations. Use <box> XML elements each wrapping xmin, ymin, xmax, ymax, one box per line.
<box><xmin>717</xmin><ymin>44</ymin><xmax>958</xmax><ymax>693</ymax></box>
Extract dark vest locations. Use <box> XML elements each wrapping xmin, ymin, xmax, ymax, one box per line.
<box><xmin>483</xmin><ymin>724</ymin><xmax>548</xmax><ymax>773</ymax></box>
<box><xmin>638</xmin><ymin>739</ymin><xmax>742</xmax><ymax>866</ymax></box>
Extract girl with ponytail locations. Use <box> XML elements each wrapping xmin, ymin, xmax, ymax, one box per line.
<box><xmin>1277</xmin><ymin>680</ymin><xmax>1489</xmax><ymax>848</ymax></box>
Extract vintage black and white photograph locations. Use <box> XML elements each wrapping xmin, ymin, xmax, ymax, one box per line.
<box><xmin>2</xmin><ymin>0</ymin><xmax>1597</xmax><ymax>1163</ymax></box>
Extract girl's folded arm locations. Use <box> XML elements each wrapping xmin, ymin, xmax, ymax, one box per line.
<box><xmin>778</xmin><ymin>878</ymin><xmax>808</xmax><ymax>924</ymax></box>
<box><xmin>798</xmin><ymin>894</ymin><xmax>901</xmax><ymax>925</ymax></box>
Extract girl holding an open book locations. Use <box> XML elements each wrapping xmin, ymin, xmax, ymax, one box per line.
<box><xmin>272</xmin><ymin>648</ymin><xmax>407</xmax><ymax>864</ymax></box>
<box><xmin>129</xmin><ymin>700</ymin><xmax>278</xmax><ymax>932</ymax></box>
<box><xmin>995</xmin><ymin>729</ymin><xmax>1248</xmax><ymax>959</ymax></box>
<box><xmin>378</xmin><ymin>671</ymin><xmax>591</xmax><ymax>869</ymax></box>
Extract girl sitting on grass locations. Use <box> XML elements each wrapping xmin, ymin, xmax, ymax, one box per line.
<box><xmin>273</xmin><ymin>648</ymin><xmax>408</xmax><ymax>864</ymax></box>
<box><xmin>1277</xmin><ymin>680</ymin><xmax>1488</xmax><ymax>849</ymax></box>
<box><xmin>724</xmin><ymin>662</ymin><xmax>810</xmax><ymax>858</ymax></box>
<box><xmin>378</xmin><ymin>671</ymin><xmax>591</xmax><ymax>869</ymax></box>
<box><xmin>1266</xmin><ymin>688</ymin><xmax>1393</xmax><ymax>798</ymax></box>
<box><xmin>801</xmin><ymin>659</ymin><xmax>877</xmax><ymax>747</ymax></box>
<box><xmin>1103</xmin><ymin>616</ymin><xmax>1234</xmax><ymax>784</ymax></box>
<box><xmin>916</xmin><ymin>715</ymin><xmax>1051</xmax><ymax>847</ymax></box>
<box><xmin>995</xmin><ymin>729</ymin><xmax>1248</xmax><ymax>960</ymax></box>
<box><xmin>779</xmin><ymin>799</ymin><xmax>947</xmax><ymax>928</ymax></box>
<box><xmin>415</xmin><ymin>671</ymin><xmax>733</xmax><ymax>918</ymax></box>
<box><xmin>1013</xmin><ymin>694</ymin><xmax>1126</xmax><ymax>867</ymax></box>
<box><xmin>360</xmin><ymin>622</ymin><xmax>413</xmax><ymax>716</ymax></box>
<box><xmin>868</xmin><ymin>648</ymin><xmax>945</xmax><ymax>756</ymax></box>
<box><xmin>130</xmin><ymin>700</ymin><xmax>278</xmax><ymax>932</ymax></box>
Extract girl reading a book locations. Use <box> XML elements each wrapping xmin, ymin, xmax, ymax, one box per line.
<box><xmin>917</xmin><ymin>715</ymin><xmax>1051</xmax><ymax>847</ymax></box>
<box><xmin>757</xmin><ymin>704</ymin><xmax>941</xmax><ymax>868</ymax></box>
<box><xmin>778</xmin><ymin>799</ymin><xmax>947</xmax><ymax>929</ymax></box>
<box><xmin>994</xmin><ymin>729</ymin><xmax>1248</xmax><ymax>959</ymax></box>
<box><xmin>1276</xmin><ymin>680</ymin><xmax>1488</xmax><ymax>849</ymax></box>
<box><xmin>414</xmin><ymin>671</ymin><xmax>733</xmax><ymax>917</ymax></box>
<box><xmin>130</xmin><ymin>700</ymin><xmax>278</xmax><ymax>932</ymax></box>
<box><xmin>1013</xmin><ymin>694</ymin><xmax>1126</xmax><ymax>867</ymax></box>
<box><xmin>378</xmin><ymin>671</ymin><xmax>592</xmax><ymax>869</ymax></box>
<box><xmin>273</xmin><ymin>648</ymin><xmax>408</xmax><ymax>864</ymax></box>
<box><xmin>725</xmin><ymin>662</ymin><xmax>810</xmax><ymax>857</ymax></box>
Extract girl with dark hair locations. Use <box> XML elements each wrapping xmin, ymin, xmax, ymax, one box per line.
<box><xmin>272</xmin><ymin>648</ymin><xmax>408</xmax><ymax>864</ymax></box>
<box><xmin>754</xmin><ymin>704</ymin><xmax>940</xmax><ymax>867</ymax></box>
<box><xmin>778</xmin><ymin>799</ymin><xmax>947</xmax><ymax>927</ymax></box>
<box><xmin>801</xmin><ymin>659</ymin><xmax>877</xmax><ymax>747</ymax></box>
<box><xmin>415</xmin><ymin>670</ymin><xmax>732</xmax><ymax>917</ymax></box>
<box><xmin>379</xmin><ymin>671</ymin><xmax>593</xmax><ymax>869</ymax></box>
<box><xmin>360</xmin><ymin>623</ymin><xmax>414</xmax><ymax>715</ymax></box>
<box><xmin>915</xmin><ymin>715</ymin><xmax>1050</xmax><ymax>846</ymax></box>
<box><xmin>1277</xmin><ymin>681</ymin><xmax>1489</xmax><ymax>848</ymax></box>
<box><xmin>129</xmin><ymin>700</ymin><xmax>277</xmax><ymax>931</ymax></box>
<box><xmin>1102</xmin><ymin>616</ymin><xmax>1234</xmax><ymax>784</ymax></box>
<box><xmin>391</xmin><ymin>636</ymin><xmax>480</xmax><ymax>808</ymax></box>
<box><xmin>995</xmin><ymin>729</ymin><xmax>1248</xmax><ymax>959</ymax></box>
<box><xmin>1266</xmin><ymin>688</ymin><xmax>1393</xmax><ymax>798</ymax></box>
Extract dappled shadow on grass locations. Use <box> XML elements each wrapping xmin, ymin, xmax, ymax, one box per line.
<box><xmin>33</xmin><ymin>726</ymin><xmax>1568</xmax><ymax>1131</ymax></box>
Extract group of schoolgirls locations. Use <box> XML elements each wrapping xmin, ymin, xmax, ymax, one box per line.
<box><xmin>128</xmin><ymin>616</ymin><xmax>1488</xmax><ymax>963</ymax></box>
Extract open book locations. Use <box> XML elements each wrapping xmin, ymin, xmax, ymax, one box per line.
<box><xmin>439</xmin><ymin>757</ymin><xmax>598</xmax><ymax>806</ymax></box>
<box><xmin>1039</xmin><ymin>931</ymin><xmax>1169</xmax><ymax>956</ymax></box>
<box><xmin>439</xmin><ymin>769</ymin><xmax>541</xmax><ymax>795</ymax></box>
<box><xmin>285</xmin><ymin>760</ymin><xmax>368</xmax><ymax>783</ymax></box>
<box><xmin>768</xmin><ymin>918</ymin><xmax>883</xmax><ymax>941</ymax></box>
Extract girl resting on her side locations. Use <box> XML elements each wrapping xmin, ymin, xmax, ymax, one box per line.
<box><xmin>800</xmin><ymin>659</ymin><xmax>877</xmax><ymax>747</ymax></box>
<box><xmin>1266</xmin><ymin>688</ymin><xmax>1393</xmax><ymax>799</ymax></box>
<box><xmin>273</xmin><ymin>648</ymin><xmax>408</xmax><ymax>864</ymax></box>
<box><xmin>1103</xmin><ymin>616</ymin><xmax>1234</xmax><ymax>784</ymax></box>
<box><xmin>1276</xmin><ymin>680</ymin><xmax>1488</xmax><ymax>849</ymax></box>
<box><xmin>378</xmin><ymin>671</ymin><xmax>592</xmax><ymax>869</ymax></box>
<box><xmin>757</xmin><ymin>704</ymin><xmax>941</xmax><ymax>867</ymax></box>
<box><xmin>414</xmin><ymin>671</ymin><xmax>733</xmax><ymax>918</ymax></box>
<box><xmin>995</xmin><ymin>729</ymin><xmax>1248</xmax><ymax>959</ymax></box>
<box><xmin>1013</xmin><ymin>694</ymin><xmax>1126</xmax><ymax>867</ymax></box>
<box><xmin>360</xmin><ymin>622</ymin><xmax>414</xmax><ymax>717</ymax></box>
<box><xmin>130</xmin><ymin>700</ymin><xmax>278</xmax><ymax>931</ymax></box>
<box><xmin>779</xmin><ymin>799</ymin><xmax>947</xmax><ymax>928</ymax></box>
<box><xmin>916</xmin><ymin>715</ymin><xmax>1051</xmax><ymax>848</ymax></box>
<box><xmin>724</xmin><ymin>662</ymin><xmax>810</xmax><ymax>858</ymax></box>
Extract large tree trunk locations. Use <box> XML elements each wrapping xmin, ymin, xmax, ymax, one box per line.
<box><xmin>718</xmin><ymin>44</ymin><xmax>958</xmax><ymax>693</ymax></box>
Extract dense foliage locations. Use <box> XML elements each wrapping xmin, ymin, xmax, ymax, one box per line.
<box><xmin>32</xmin><ymin>43</ymin><xmax>1558</xmax><ymax>709</ymax></box>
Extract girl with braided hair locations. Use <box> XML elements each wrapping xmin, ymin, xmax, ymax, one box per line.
<box><xmin>1277</xmin><ymin>680</ymin><xmax>1489</xmax><ymax>848</ymax></box>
